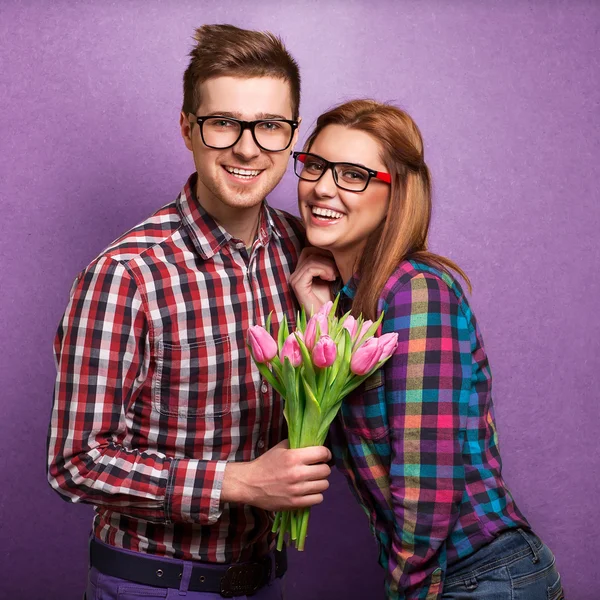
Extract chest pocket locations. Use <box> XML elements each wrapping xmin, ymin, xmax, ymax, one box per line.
<box><xmin>153</xmin><ymin>336</ymin><xmax>231</xmax><ymax>418</ymax></box>
<box><xmin>340</xmin><ymin>370</ymin><xmax>389</xmax><ymax>441</ymax></box>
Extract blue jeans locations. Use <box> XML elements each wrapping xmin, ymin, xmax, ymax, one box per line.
<box><xmin>443</xmin><ymin>529</ymin><xmax>563</xmax><ymax>599</ymax></box>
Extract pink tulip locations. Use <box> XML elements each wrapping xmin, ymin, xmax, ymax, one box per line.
<box><xmin>317</xmin><ymin>300</ymin><xmax>334</xmax><ymax>317</ymax></box>
<box><xmin>342</xmin><ymin>315</ymin><xmax>358</xmax><ymax>338</ymax></box>
<box><xmin>377</xmin><ymin>332</ymin><xmax>399</xmax><ymax>360</ymax></box>
<box><xmin>304</xmin><ymin>313</ymin><xmax>329</xmax><ymax>350</ymax></box>
<box><xmin>350</xmin><ymin>338</ymin><xmax>383</xmax><ymax>375</ymax></box>
<box><xmin>280</xmin><ymin>332</ymin><xmax>303</xmax><ymax>367</ymax></box>
<box><xmin>355</xmin><ymin>319</ymin><xmax>374</xmax><ymax>345</ymax></box>
<box><xmin>247</xmin><ymin>325</ymin><xmax>278</xmax><ymax>363</ymax></box>
<box><xmin>312</xmin><ymin>335</ymin><xmax>337</xmax><ymax>368</ymax></box>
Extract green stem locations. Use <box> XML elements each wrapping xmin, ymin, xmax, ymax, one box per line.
<box><xmin>271</xmin><ymin>510</ymin><xmax>281</xmax><ymax>534</ymax></box>
<box><xmin>291</xmin><ymin>510</ymin><xmax>297</xmax><ymax>541</ymax></box>
<box><xmin>297</xmin><ymin>507</ymin><xmax>311</xmax><ymax>551</ymax></box>
<box><xmin>277</xmin><ymin>511</ymin><xmax>288</xmax><ymax>551</ymax></box>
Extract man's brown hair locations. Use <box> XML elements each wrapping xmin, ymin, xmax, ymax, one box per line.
<box><xmin>183</xmin><ymin>24</ymin><xmax>301</xmax><ymax>119</ymax></box>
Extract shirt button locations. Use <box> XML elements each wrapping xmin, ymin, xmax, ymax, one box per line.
<box><xmin>261</xmin><ymin>381</ymin><xmax>268</xmax><ymax>394</ymax></box>
<box><xmin>257</xmin><ymin>439</ymin><xmax>265</xmax><ymax>449</ymax></box>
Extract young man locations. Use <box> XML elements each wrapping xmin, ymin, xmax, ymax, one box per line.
<box><xmin>47</xmin><ymin>24</ymin><xmax>331</xmax><ymax>600</ymax></box>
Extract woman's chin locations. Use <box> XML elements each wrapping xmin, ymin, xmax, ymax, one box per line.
<box><xmin>306</xmin><ymin>230</ymin><xmax>336</xmax><ymax>251</ymax></box>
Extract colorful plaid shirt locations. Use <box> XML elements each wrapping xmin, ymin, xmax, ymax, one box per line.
<box><xmin>330</xmin><ymin>260</ymin><xmax>530</xmax><ymax>599</ymax></box>
<box><xmin>47</xmin><ymin>173</ymin><xmax>303</xmax><ymax>563</ymax></box>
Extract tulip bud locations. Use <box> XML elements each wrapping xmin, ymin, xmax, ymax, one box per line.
<box><xmin>342</xmin><ymin>315</ymin><xmax>358</xmax><ymax>339</ymax></box>
<box><xmin>312</xmin><ymin>335</ymin><xmax>337</xmax><ymax>368</ymax></box>
<box><xmin>304</xmin><ymin>313</ymin><xmax>329</xmax><ymax>350</ymax></box>
<box><xmin>350</xmin><ymin>338</ymin><xmax>383</xmax><ymax>376</ymax></box>
<box><xmin>247</xmin><ymin>325</ymin><xmax>278</xmax><ymax>363</ymax></box>
<box><xmin>317</xmin><ymin>300</ymin><xmax>334</xmax><ymax>317</ymax></box>
<box><xmin>355</xmin><ymin>319</ymin><xmax>374</xmax><ymax>345</ymax></box>
<box><xmin>280</xmin><ymin>332</ymin><xmax>303</xmax><ymax>367</ymax></box>
<box><xmin>377</xmin><ymin>332</ymin><xmax>399</xmax><ymax>361</ymax></box>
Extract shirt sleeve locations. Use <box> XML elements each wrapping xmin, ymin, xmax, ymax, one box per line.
<box><xmin>47</xmin><ymin>255</ymin><xmax>225</xmax><ymax>525</ymax></box>
<box><xmin>382</xmin><ymin>272</ymin><xmax>471</xmax><ymax>599</ymax></box>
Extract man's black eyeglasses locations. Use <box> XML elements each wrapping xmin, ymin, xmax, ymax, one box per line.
<box><xmin>190</xmin><ymin>115</ymin><xmax>299</xmax><ymax>152</ymax></box>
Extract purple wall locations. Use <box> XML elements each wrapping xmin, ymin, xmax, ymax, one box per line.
<box><xmin>1</xmin><ymin>1</ymin><xmax>598</xmax><ymax>598</ymax></box>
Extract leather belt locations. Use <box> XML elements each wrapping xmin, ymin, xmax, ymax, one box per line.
<box><xmin>90</xmin><ymin>538</ymin><xmax>287</xmax><ymax>597</ymax></box>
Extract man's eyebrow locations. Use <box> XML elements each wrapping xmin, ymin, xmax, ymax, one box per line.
<box><xmin>204</xmin><ymin>111</ymin><xmax>291</xmax><ymax>120</ymax></box>
<box><xmin>256</xmin><ymin>113</ymin><xmax>290</xmax><ymax>120</ymax></box>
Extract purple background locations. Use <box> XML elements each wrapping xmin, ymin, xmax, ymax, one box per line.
<box><xmin>1</xmin><ymin>1</ymin><xmax>598</xmax><ymax>598</ymax></box>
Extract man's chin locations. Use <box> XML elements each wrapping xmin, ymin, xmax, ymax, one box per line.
<box><xmin>219</xmin><ymin>187</ymin><xmax>266</xmax><ymax>210</ymax></box>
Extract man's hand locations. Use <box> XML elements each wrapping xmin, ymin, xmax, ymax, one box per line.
<box><xmin>289</xmin><ymin>247</ymin><xmax>338</xmax><ymax>315</ymax></box>
<box><xmin>222</xmin><ymin>440</ymin><xmax>332</xmax><ymax>510</ymax></box>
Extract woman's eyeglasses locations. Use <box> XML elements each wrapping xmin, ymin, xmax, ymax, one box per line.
<box><xmin>293</xmin><ymin>152</ymin><xmax>391</xmax><ymax>192</ymax></box>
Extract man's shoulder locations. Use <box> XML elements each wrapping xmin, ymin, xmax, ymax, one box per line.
<box><xmin>100</xmin><ymin>200</ymin><xmax>183</xmax><ymax>264</ymax></box>
<box><xmin>267</xmin><ymin>206</ymin><xmax>305</xmax><ymax>244</ymax></box>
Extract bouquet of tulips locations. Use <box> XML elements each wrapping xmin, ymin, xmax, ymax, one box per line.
<box><xmin>246</xmin><ymin>296</ymin><xmax>399</xmax><ymax>551</ymax></box>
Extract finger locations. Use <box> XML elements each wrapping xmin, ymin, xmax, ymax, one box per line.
<box><xmin>272</xmin><ymin>439</ymin><xmax>289</xmax><ymax>450</ymax></box>
<box><xmin>303</xmin><ymin>463</ymin><xmax>331</xmax><ymax>481</ymax></box>
<box><xmin>293</xmin><ymin>478</ymin><xmax>330</xmax><ymax>496</ymax></box>
<box><xmin>293</xmin><ymin>445</ymin><xmax>332</xmax><ymax>465</ymax></box>
<box><xmin>292</xmin><ymin>262</ymin><xmax>338</xmax><ymax>284</ymax></box>
<box><xmin>293</xmin><ymin>493</ymin><xmax>325</xmax><ymax>508</ymax></box>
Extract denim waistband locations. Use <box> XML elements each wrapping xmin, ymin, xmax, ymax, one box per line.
<box><xmin>445</xmin><ymin>528</ymin><xmax>542</xmax><ymax>584</ymax></box>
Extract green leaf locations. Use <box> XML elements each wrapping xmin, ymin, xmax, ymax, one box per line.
<box><xmin>282</xmin><ymin>357</ymin><xmax>304</xmax><ymax>448</ymax></box>
<box><xmin>277</xmin><ymin>314</ymin><xmax>288</xmax><ymax>352</ymax></box>
<box><xmin>265</xmin><ymin>311</ymin><xmax>273</xmax><ymax>335</ymax></box>
<box><xmin>299</xmin><ymin>305</ymin><xmax>307</xmax><ymax>331</ymax></box>
<box><xmin>332</xmin><ymin>310</ymin><xmax>352</xmax><ymax>341</ymax></box>
<box><xmin>354</xmin><ymin>310</ymin><xmax>385</xmax><ymax>349</ymax></box>
<box><xmin>295</xmin><ymin>334</ymin><xmax>316</xmax><ymax>390</ymax></box>
<box><xmin>326</xmin><ymin>328</ymin><xmax>346</xmax><ymax>389</ymax></box>
<box><xmin>256</xmin><ymin>362</ymin><xmax>286</xmax><ymax>398</ymax></box>
<box><xmin>300</xmin><ymin>374</ymin><xmax>322</xmax><ymax>446</ymax></box>
<box><xmin>270</xmin><ymin>355</ymin><xmax>283</xmax><ymax>382</ymax></box>
<box><xmin>323</xmin><ymin>329</ymin><xmax>353</xmax><ymax>412</ymax></box>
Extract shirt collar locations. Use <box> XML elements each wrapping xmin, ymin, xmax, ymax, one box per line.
<box><xmin>177</xmin><ymin>173</ymin><xmax>282</xmax><ymax>259</ymax></box>
<box><xmin>339</xmin><ymin>273</ymin><xmax>359</xmax><ymax>299</ymax></box>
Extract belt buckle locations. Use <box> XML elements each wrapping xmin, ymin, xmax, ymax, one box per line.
<box><xmin>220</xmin><ymin>559</ymin><xmax>268</xmax><ymax>598</ymax></box>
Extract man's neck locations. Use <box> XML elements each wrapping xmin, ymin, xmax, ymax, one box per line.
<box><xmin>195</xmin><ymin>182</ymin><xmax>263</xmax><ymax>247</ymax></box>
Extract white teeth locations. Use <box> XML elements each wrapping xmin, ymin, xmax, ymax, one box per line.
<box><xmin>225</xmin><ymin>167</ymin><xmax>261</xmax><ymax>177</ymax></box>
<box><xmin>311</xmin><ymin>206</ymin><xmax>344</xmax><ymax>219</ymax></box>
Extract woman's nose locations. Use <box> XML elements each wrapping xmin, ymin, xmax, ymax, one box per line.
<box><xmin>313</xmin><ymin>167</ymin><xmax>337</xmax><ymax>197</ymax></box>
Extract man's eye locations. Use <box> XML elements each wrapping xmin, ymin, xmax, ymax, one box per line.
<box><xmin>258</xmin><ymin>121</ymin><xmax>282</xmax><ymax>131</ymax></box>
<box><xmin>209</xmin><ymin>119</ymin><xmax>235</xmax><ymax>128</ymax></box>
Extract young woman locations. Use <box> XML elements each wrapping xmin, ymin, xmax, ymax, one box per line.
<box><xmin>290</xmin><ymin>100</ymin><xmax>564</xmax><ymax>599</ymax></box>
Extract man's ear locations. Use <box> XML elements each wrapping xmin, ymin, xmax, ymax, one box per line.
<box><xmin>290</xmin><ymin>116</ymin><xmax>302</xmax><ymax>153</ymax></box>
<box><xmin>180</xmin><ymin>111</ymin><xmax>194</xmax><ymax>152</ymax></box>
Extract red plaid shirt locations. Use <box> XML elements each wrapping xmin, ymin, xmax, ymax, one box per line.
<box><xmin>47</xmin><ymin>174</ymin><xmax>303</xmax><ymax>563</ymax></box>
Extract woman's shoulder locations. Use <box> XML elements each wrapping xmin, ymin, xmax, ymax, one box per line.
<box><xmin>380</xmin><ymin>259</ymin><xmax>470</xmax><ymax>312</ymax></box>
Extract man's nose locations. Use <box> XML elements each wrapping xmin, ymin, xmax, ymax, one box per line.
<box><xmin>232</xmin><ymin>128</ymin><xmax>261</xmax><ymax>161</ymax></box>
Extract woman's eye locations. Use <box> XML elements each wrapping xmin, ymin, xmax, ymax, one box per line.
<box><xmin>342</xmin><ymin>169</ymin><xmax>367</xmax><ymax>181</ymax></box>
<box><xmin>306</xmin><ymin>161</ymin><xmax>325</xmax><ymax>172</ymax></box>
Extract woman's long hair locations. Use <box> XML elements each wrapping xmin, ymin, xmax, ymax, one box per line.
<box><xmin>304</xmin><ymin>99</ymin><xmax>471</xmax><ymax>321</ymax></box>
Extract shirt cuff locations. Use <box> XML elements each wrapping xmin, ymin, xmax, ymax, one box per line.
<box><xmin>165</xmin><ymin>458</ymin><xmax>227</xmax><ymax>525</ymax></box>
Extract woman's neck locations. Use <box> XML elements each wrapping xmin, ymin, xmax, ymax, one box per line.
<box><xmin>332</xmin><ymin>247</ymin><xmax>361</xmax><ymax>285</ymax></box>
